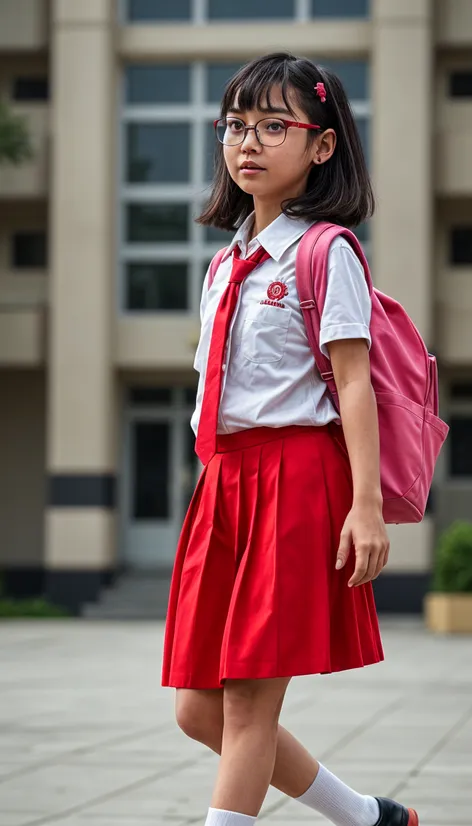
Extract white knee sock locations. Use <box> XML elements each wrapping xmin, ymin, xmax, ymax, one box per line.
<box><xmin>296</xmin><ymin>763</ymin><xmax>380</xmax><ymax>826</ymax></box>
<box><xmin>204</xmin><ymin>809</ymin><xmax>257</xmax><ymax>826</ymax></box>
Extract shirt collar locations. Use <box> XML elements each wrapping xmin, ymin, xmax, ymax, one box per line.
<box><xmin>222</xmin><ymin>211</ymin><xmax>316</xmax><ymax>264</ymax></box>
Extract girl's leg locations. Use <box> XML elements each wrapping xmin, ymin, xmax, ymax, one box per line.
<box><xmin>176</xmin><ymin>687</ymin><xmax>317</xmax><ymax>797</ymax></box>
<box><xmin>211</xmin><ymin>677</ymin><xmax>291</xmax><ymax>815</ymax></box>
<box><xmin>176</xmin><ymin>688</ymin><xmax>382</xmax><ymax>826</ymax></box>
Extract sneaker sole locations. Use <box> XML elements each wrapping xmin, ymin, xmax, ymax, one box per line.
<box><xmin>407</xmin><ymin>809</ymin><xmax>419</xmax><ymax>826</ymax></box>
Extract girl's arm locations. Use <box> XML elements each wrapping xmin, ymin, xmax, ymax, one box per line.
<box><xmin>326</xmin><ymin>338</ymin><xmax>390</xmax><ymax>587</ymax></box>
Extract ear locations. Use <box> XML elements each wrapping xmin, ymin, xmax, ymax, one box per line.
<box><xmin>312</xmin><ymin>128</ymin><xmax>337</xmax><ymax>165</ymax></box>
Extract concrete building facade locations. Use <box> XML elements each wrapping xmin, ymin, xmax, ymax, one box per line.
<box><xmin>1</xmin><ymin>0</ymin><xmax>471</xmax><ymax>615</ymax></box>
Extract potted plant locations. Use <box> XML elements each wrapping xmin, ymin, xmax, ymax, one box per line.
<box><xmin>425</xmin><ymin>521</ymin><xmax>472</xmax><ymax>633</ymax></box>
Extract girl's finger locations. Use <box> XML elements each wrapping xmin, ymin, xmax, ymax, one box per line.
<box><xmin>348</xmin><ymin>551</ymin><xmax>369</xmax><ymax>587</ymax></box>
<box><xmin>355</xmin><ymin>554</ymin><xmax>380</xmax><ymax>586</ymax></box>
<box><xmin>336</xmin><ymin>529</ymin><xmax>352</xmax><ymax>570</ymax></box>
<box><xmin>372</xmin><ymin>550</ymin><xmax>387</xmax><ymax>581</ymax></box>
<box><xmin>359</xmin><ymin>546</ymin><xmax>389</xmax><ymax>585</ymax></box>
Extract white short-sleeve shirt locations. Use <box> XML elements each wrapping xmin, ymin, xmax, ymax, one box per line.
<box><xmin>191</xmin><ymin>211</ymin><xmax>371</xmax><ymax>436</ymax></box>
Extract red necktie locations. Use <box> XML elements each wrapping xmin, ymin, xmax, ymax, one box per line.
<box><xmin>196</xmin><ymin>244</ymin><xmax>271</xmax><ymax>465</ymax></box>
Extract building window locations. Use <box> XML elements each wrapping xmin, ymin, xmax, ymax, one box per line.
<box><xmin>208</xmin><ymin>0</ymin><xmax>294</xmax><ymax>18</ymax></box>
<box><xmin>126</xmin><ymin>0</ymin><xmax>191</xmax><ymax>21</ymax></box>
<box><xmin>127</xmin><ymin>203</ymin><xmax>189</xmax><ymax>243</ymax></box>
<box><xmin>120</xmin><ymin>60</ymin><xmax>370</xmax><ymax>311</ymax></box>
<box><xmin>133</xmin><ymin>422</ymin><xmax>170</xmax><ymax>519</ymax></box>
<box><xmin>126</xmin><ymin>65</ymin><xmax>190</xmax><ymax>103</ymax></box>
<box><xmin>126</xmin><ymin>123</ymin><xmax>191</xmax><ymax>183</ymax></box>
<box><xmin>322</xmin><ymin>59</ymin><xmax>369</xmax><ymax>100</ymax></box>
<box><xmin>312</xmin><ymin>0</ymin><xmax>369</xmax><ymax>17</ymax></box>
<box><xmin>124</xmin><ymin>0</ymin><xmax>369</xmax><ymax>21</ymax></box>
<box><xmin>12</xmin><ymin>77</ymin><xmax>49</xmax><ymax>102</ymax></box>
<box><xmin>11</xmin><ymin>232</ymin><xmax>47</xmax><ymax>268</ymax></box>
<box><xmin>449</xmin><ymin>417</ymin><xmax>472</xmax><ymax>477</ymax></box>
<box><xmin>449</xmin><ymin>71</ymin><xmax>472</xmax><ymax>98</ymax></box>
<box><xmin>128</xmin><ymin>387</ymin><xmax>173</xmax><ymax>404</ymax></box>
<box><xmin>450</xmin><ymin>227</ymin><xmax>472</xmax><ymax>265</ymax></box>
<box><xmin>126</xmin><ymin>263</ymin><xmax>188</xmax><ymax>311</ymax></box>
<box><xmin>451</xmin><ymin>382</ymin><xmax>472</xmax><ymax>399</ymax></box>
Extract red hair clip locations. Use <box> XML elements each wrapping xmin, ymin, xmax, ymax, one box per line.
<box><xmin>315</xmin><ymin>82</ymin><xmax>327</xmax><ymax>103</ymax></box>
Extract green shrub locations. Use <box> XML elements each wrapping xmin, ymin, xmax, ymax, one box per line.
<box><xmin>0</xmin><ymin>598</ymin><xmax>70</xmax><ymax>618</ymax></box>
<box><xmin>433</xmin><ymin>521</ymin><xmax>472</xmax><ymax>593</ymax></box>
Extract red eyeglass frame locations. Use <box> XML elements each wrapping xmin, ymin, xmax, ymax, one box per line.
<box><xmin>214</xmin><ymin>117</ymin><xmax>321</xmax><ymax>144</ymax></box>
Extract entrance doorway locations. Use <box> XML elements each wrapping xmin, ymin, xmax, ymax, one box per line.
<box><xmin>122</xmin><ymin>387</ymin><xmax>199</xmax><ymax>569</ymax></box>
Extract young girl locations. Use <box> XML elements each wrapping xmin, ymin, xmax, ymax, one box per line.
<box><xmin>162</xmin><ymin>53</ymin><xmax>418</xmax><ymax>826</ymax></box>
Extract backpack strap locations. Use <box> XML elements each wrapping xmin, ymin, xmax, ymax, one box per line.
<box><xmin>208</xmin><ymin>247</ymin><xmax>228</xmax><ymax>290</ymax></box>
<box><xmin>295</xmin><ymin>222</ymin><xmax>373</xmax><ymax>410</ymax></box>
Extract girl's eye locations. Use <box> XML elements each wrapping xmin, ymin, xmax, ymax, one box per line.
<box><xmin>265</xmin><ymin>121</ymin><xmax>284</xmax><ymax>132</ymax></box>
<box><xmin>227</xmin><ymin>120</ymin><xmax>244</xmax><ymax>132</ymax></box>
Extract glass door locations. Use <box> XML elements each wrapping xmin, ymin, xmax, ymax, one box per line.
<box><xmin>123</xmin><ymin>388</ymin><xmax>199</xmax><ymax>569</ymax></box>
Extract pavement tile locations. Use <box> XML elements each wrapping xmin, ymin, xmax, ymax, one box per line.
<box><xmin>0</xmin><ymin>619</ymin><xmax>471</xmax><ymax>826</ymax></box>
<box><xmin>0</xmin><ymin>815</ymin><xmax>46</xmax><ymax>826</ymax></box>
<box><xmin>0</xmin><ymin>764</ymin><xmax>160</xmax><ymax>814</ymax></box>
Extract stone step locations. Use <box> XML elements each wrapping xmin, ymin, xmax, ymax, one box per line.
<box><xmin>83</xmin><ymin>573</ymin><xmax>171</xmax><ymax>620</ymax></box>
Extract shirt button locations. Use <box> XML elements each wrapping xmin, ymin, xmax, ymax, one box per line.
<box><xmin>222</xmin><ymin>364</ymin><xmax>226</xmax><ymax>372</ymax></box>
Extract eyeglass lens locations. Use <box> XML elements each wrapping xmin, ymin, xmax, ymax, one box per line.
<box><xmin>216</xmin><ymin>118</ymin><xmax>287</xmax><ymax>147</ymax></box>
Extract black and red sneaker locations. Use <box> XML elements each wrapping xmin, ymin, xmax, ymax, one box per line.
<box><xmin>374</xmin><ymin>797</ymin><xmax>419</xmax><ymax>826</ymax></box>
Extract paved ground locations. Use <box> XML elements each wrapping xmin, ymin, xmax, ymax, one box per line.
<box><xmin>0</xmin><ymin>618</ymin><xmax>471</xmax><ymax>826</ymax></box>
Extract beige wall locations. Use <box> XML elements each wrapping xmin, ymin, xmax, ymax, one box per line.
<box><xmin>45</xmin><ymin>0</ymin><xmax>117</xmax><ymax>573</ymax></box>
<box><xmin>436</xmin><ymin>0</ymin><xmax>472</xmax><ymax>45</ymax></box>
<box><xmin>387</xmin><ymin>519</ymin><xmax>434</xmax><ymax>572</ymax></box>
<box><xmin>0</xmin><ymin>310</ymin><xmax>45</xmax><ymax>366</ymax></box>
<box><xmin>116</xmin><ymin>317</ymin><xmax>199</xmax><ymax>370</ymax></box>
<box><xmin>436</xmin><ymin>200</ymin><xmax>472</xmax><ymax>364</ymax></box>
<box><xmin>119</xmin><ymin>20</ymin><xmax>371</xmax><ymax>61</ymax></box>
<box><xmin>436</xmin><ymin>57</ymin><xmax>472</xmax><ymax>197</ymax></box>
<box><xmin>0</xmin><ymin>371</ymin><xmax>45</xmax><ymax>565</ymax></box>
<box><xmin>48</xmin><ymin>0</ymin><xmax>115</xmax><ymax>472</ymax></box>
<box><xmin>0</xmin><ymin>0</ymin><xmax>48</xmax><ymax>51</ymax></box>
<box><xmin>372</xmin><ymin>0</ymin><xmax>433</xmax><ymax>344</ymax></box>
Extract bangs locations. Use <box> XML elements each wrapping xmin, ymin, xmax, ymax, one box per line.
<box><xmin>222</xmin><ymin>60</ymin><xmax>298</xmax><ymax>117</ymax></box>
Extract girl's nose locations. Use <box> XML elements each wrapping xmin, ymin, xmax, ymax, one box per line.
<box><xmin>241</xmin><ymin>128</ymin><xmax>261</xmax><ymax>151</ymax></box>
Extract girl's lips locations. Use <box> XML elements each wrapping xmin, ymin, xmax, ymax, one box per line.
<box><xmin>240</xmin><ymin>167</ymin><xmax>266</xmax><ymax>174</ymax></box>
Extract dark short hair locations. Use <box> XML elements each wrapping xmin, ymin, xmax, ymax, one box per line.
<box><xmin>197</xmin><ymin>52</ymin><xmax>374</xmax><ymax>231</ymax></box>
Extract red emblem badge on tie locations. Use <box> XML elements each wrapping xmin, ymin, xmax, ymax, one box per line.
<box><xmin>261</xmin><ymin>281</ymin><xmax>288</xmax><ymax>308</ymax></box>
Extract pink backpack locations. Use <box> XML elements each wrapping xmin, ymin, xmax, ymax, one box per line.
<box><xmin>207</xmin><ymin>222</ymin><xmax>449</xmax><ymax>524</ymax></box>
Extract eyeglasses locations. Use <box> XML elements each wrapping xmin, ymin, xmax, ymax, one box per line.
<box><xmin>214</xmin><ymin>117</ymin><xmax>321</xmax><ymax>148</ymax></box>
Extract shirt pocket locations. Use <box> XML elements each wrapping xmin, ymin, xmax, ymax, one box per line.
<box><xmin>241</xmin><ymin>304</ymin><xmax>291</xmax><ymax>364</ymax></box>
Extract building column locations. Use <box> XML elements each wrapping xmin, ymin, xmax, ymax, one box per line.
<box><xmin>371</xmin><ymin>0</ymin><xmax>434</xmax><ymax>613</ymax></box>
<box><xmin>372</xmin><ymin>0</ymin><xmax>433</xmax><ymax>343</ymax></box>
<box><xmin>45</xmin><ymin>0</ymin><xmax>117</xmax><ymax>613</ymax></box>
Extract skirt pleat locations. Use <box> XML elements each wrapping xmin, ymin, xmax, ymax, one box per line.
<box><xmin>162</xmin><ymin>424</ymin><xmax>384</xmax><ymax>689</ymax></box>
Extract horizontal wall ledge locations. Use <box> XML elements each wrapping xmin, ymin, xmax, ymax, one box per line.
<box><xmin>0</xmin><ymin>308</ymin><xmax>46</xmax><ymax>366</ymax></box>
<box><xmin>116</xmin><ymin>316</ymin><xmax>199</xmax><ymax>370</ymax></box>
<box><xmin>119</xmin><ymin>21</ymin><xmax>371</xmax><ymax>62</ymax></box>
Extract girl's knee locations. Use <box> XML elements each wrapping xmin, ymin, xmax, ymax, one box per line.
<box><xmin>223</xmin><ymin>678</ymin><xmax>290</xmax><ymax>731</ymax></box>
<box><xmin>175</xmin><ymin>688</ymin><xmax>223</xmax><ymax>744</ymax></box>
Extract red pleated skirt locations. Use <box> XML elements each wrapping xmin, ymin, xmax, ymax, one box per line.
<box><xmin>161</xmin><ymin>424</ymin><xmax>384</xmax><ymax>689</ymax></box>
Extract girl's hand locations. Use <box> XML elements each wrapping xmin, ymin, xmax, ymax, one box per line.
<box><xmin>335</xmin><ymin>502</ymin><xmax>390</xmax><ymax>587</ymax></box>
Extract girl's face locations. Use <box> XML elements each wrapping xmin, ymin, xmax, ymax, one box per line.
<box><xmin>222</xmin><ymin>85</ymin><xmax>335</xmax><ymax>206</ymax></box>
